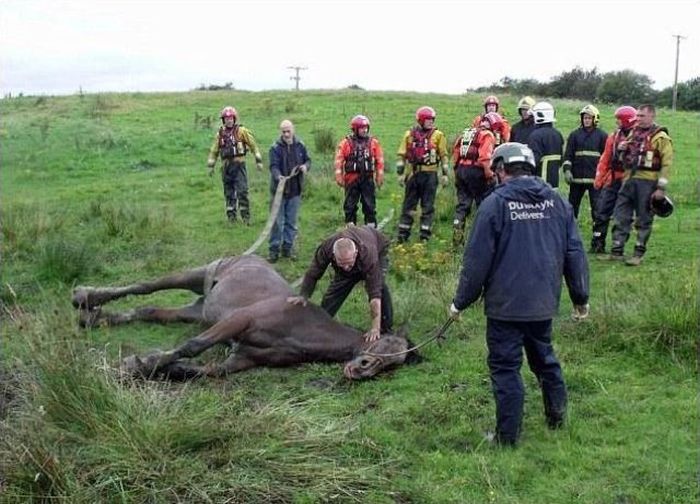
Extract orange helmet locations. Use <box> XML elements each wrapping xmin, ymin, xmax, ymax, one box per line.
<box><xmin>415</xmin><ymin>106</ymin><xmax>436</xmax><ymax>125</ymax></box>
<box><xmin>350</xmin><ymin>114</ymin><xmax>370</xmax><ymax>132</ymax></box>
<box><xmin>614</xmin><ymin>106</ymin><xmax>637</xmax><ymax>129</ymax></box>
<box><xmin>220</xmin><ymin>106</ymin><xmax>238</xmax><ymax>123</ymax></box>
<box><xmin>484</xmin><ymin>95</ymin><xmax>500</xmax><ymax>111</ymax></box>
<box><xmin>482</xmin><ymin>112</ymin><xmax>503</xmax><ymax>131</ymax></box>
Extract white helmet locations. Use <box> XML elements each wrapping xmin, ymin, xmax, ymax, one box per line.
<box><xmin>531</xmin><ymin>101</ymin><xmax>556</xmax><ymax>125</ymax></box>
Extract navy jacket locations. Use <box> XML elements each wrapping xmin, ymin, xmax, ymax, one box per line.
<box><xmin>529</xmin><ymin>124</ymin><xmax>564</xmax><ymax>187</ymax></box>
<box><xmin>562</xmin><ymin>126</ymin><xmax>608</xmax><ymax>182</ymax></box>
<box><xmin>269</xmin><ymin>137</ymin><xmax>311</xmax><ymax>198</ymax></box>
<box><xmin>510</xmin><ymin>119</ymin><xmax>535</xmax><ymax>145</ymax></box>
<box><xmin>453</xmin><ymin>176</ymin><xmax>589</xmax><ymax>321</ymax></box>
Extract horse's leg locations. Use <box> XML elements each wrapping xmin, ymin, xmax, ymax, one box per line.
<box><xmin>158</xmin><ymin>341</ymin><xmax>304</xmax><ymax>380</ymax></box>
<box><xmin>72</xmin><ymin>263</ymin><xmax>214</xmax><ymax>309</ymax></box>
<box><xmin>80</xmin><ymin>297</ymin><xmax>205</xmax><ymax>328</ymax></box>
<box><xmin>122</xmin><ymin>308</ymin><xmax>254</xmax><ymax>378</ymax></box>
<box><xmin>157</xmin><ymin>351</ymin><xmax>258</xmax><ymax>380</ymax></box>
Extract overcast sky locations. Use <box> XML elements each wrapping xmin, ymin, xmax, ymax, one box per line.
<box><xmin>1</xmin><ymin>0</ymin><xmax>699</xmax><ymax>96</ymax></box>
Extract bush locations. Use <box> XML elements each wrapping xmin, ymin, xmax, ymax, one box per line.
<box><xmin>312</xmin><ymin>126</ymin><xmax>336</xmax><ymax>155</ymax></box>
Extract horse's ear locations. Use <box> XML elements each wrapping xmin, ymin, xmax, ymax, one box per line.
<box><xmin>403</xmin><ymin>337</ymin><xmax>423</xmax><ymax>365</ymax></box>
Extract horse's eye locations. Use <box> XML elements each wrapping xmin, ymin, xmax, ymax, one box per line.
<box><xmin>360</xmin><ymin>359</ymin><xmax>370</xmax><ymax>367</ymax></box>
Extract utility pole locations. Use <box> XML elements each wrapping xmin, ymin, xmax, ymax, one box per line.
<box><xmin>287</xmin><ymin>66</ymin><xmax>307</xmax><ymax>91</ymax></box>
<box><xmin>671</xmin><ymin>34</ymin><xmax>686</xmax><ymax>111</ymax></box>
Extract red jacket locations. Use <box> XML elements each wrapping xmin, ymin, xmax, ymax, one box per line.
<box><xmin>334</xmin><ymin>135</ymin><xmax>384</xmax><ymax>186</ymax></box>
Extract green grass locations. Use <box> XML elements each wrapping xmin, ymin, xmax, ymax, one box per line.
<box><xmin>1</xmin><ymin>90</ymin><xmax>698</xmax><ymax>503</ymax></box>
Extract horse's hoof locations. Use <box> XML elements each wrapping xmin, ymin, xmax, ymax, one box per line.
<box><xmin>72</xmin><ymin>287</ymin><xmax>97</xmax><ymax>309</ymax></box>
<box><xmin>78</xmin><ymin>307</ymin><xmax>102</xmax><ymax>328</ymax></box>
<box><xmin>120</xmin><ymin>354</ymin><xmax>144</xmax><ymax>377</ymax></box>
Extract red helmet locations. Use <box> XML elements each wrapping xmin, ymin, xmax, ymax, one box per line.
<box><xmin>481</xmin><ymin>112</ymin><xmax>503</xmax><ymax>131</ymax></box>
<box><xmin>614</xmin><ymin>106</ymin><xmax>637</xmax><ymax>129</ymax></box>
<box><xmin>415</xmin><ymin>106</ymin><xmax>436</xmax><ymax>125</ymax></box>
<box><xmin>350</xmin><ymin>114</ymin><xmax>370</xmax><ymax>132</ymax></box>
<box><xmin>484</xmin><ymin>95</ymin><xmax>500</xmax><ymax>111</ymax></box>
<box><xmin>220</xmin><ymin>106</ymin><xmax>238</xmax><ymax>122</ymax></box>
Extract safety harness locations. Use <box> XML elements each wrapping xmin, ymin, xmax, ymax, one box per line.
<box><xmin>218</xmin><ymin>125</ymin><xmax>247</xmax><ymax>159</ymax></box>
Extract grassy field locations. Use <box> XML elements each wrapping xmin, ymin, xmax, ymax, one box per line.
<box><xmin>1</xmin><ymin>89</ymin><xmax>698</xmax><ymax>503</ymax></box>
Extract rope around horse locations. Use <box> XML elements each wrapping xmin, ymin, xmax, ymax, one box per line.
<box><xmin>365</xmin><ymin>317</ymin><xmax>455</xmax><ymax>358</ymax></box>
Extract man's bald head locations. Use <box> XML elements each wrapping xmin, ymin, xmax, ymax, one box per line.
<box><xmin>333</xmin><ymin>238</ymin><xmax>358</xmax><ymax>271</ymax></box>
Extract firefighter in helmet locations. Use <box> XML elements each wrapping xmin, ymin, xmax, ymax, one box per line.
<box><xmin>562</xmin><ymin>104</ymin><xmax>608</xmax><ymax>220</ymax></box>
<box><xmin>451</xmin><ymin>112</ymin><xmax>501</xmax><ymax>247</ymax></box>
<box><xmin>510</xmin><ymin>96</ymin><xmax>536</xmax><ymax>145</ymax></box>
<box><xmin>591</xmin><ymin>106</ymin><xmax>637</xmax><ymax>254</ymax></box>
<box><xmin>608</xmin><ymin>104</ymin><xmax>673</xmax><ymax>266</ymax></box>
<box><xmin>396</xmin><ymin>106</ymin><xmax>450</xmax><ymax>243</ymax></box>
<box><xmin>334</xmin><ymin>115</ymin><xmax>385</xmax><ymax>227</ymax></box>
<box><xmin>207</xmin><ymin>106</ymin><xmax>263</xmax><ymax>224</ymax></box>
<box><xmin>528</xmin><ymin>101</ymin><xmax>564</xmax><ymax>188</ymax></box>
<box><xmin>471</xmin><ymin>95</ymin><xmax>511</xmax><ymax>145</ymax></box>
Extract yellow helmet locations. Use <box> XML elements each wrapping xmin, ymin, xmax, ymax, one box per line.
<box><xmin>517</xmin><ymin>96</ymin><xmax>536</xmax><ymax>111</ymax></box>
<box><xmin>580</xmin><ymin>104</ymin><xmax>600</xmax><ymax>126</ymax></box>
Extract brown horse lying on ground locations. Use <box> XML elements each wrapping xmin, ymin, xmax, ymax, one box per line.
<box><xmin>72</xmin><ymin>255</ymin><xmax>416</xmax><ymax>380</ymax></box>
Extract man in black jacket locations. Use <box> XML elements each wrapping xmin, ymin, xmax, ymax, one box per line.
<box><xmin>529</xmin><ymin>101</ymin><xmax>564</xmax><ymax>188</ymax></box>
<box><xmin>449</xmin><ymin>142</ymin><xmax>590</xmax><ymax>446</ymax></box>
<box><xmin>268</xmin><ymin>120</ymin><xmax>311</xmax><ymax>262</ymax></box>
<box><xmin>510</xmin><ymin>96</ymin><xmax>536</xmax><ymax>145</ymax></box>
<box><xmin>562</xmin><ymin>104</ymin><xmax>608</xmax><ymax>219</ymax></box>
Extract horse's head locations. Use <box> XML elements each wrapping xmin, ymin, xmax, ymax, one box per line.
<box><xmin>343</xmin><ymin>328</ymin><xmax>420</xmax><ymax>380</ymax></box>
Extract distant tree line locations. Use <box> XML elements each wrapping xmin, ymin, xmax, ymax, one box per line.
<box><xmin>470</xmin><ymin>67</ymin><xmax>700</xmax><ymax>111</ymax></box>
<box><xmin>194</xmin><ymin>82</ymin><xmax>235</xmax><ymax>91</ymax></box>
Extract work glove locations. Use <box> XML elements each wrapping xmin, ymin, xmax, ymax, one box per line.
<box><xmin>298</xmin><ymin>164</ymin><xmax>307</xmax><ymax>174</ymax></box>
<box><xmin>449</xmin><ymin>302</ymin><xmax>461</xmax><ymax>320</ymax></box>
<box><xmin>363</xmin><ymin>327</ymin><xmax>381</xmax><ymax>342</ymax></box>
<box><xmin>440</xmin><ymin>174</ymin><xmax>449</xmax><ymax>187</ymax></box>
<box><xmin>286</xmin><ymin>296</ymin><xmax>308</xmax><ymax>307</ymax></box>
<box><xmin>571</xmin><ymin>303</ymin><xmax>590</xmax><ymax>321</ymax></box>
<box><xmin>256</xmin><ymin>161</ymin><xmax>264</xmax><ymax>172</ymax></box>
<box><xmin>207</xmin><ymin>158</ymin><xmax>216</xmax><ymax>168</ymax></box>
<box><xmin>563</xmin><ymin>170</ymin><xmax>574</xmax><ymax>185</ymax></box>
<box><xmin>398</xmin><ymin>174</ymin><xmax>406</xmax><ymax>187</ymax></box>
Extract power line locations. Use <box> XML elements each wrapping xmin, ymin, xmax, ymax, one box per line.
<box><xmin>287</xmin><ymin>66</ymin><xmax>308</xmax><ymax>91</ymax></box>
<box><xmin>671</xmin><ymin>34</ymin><xmax>686</xmax><ymax>112</ymax></box>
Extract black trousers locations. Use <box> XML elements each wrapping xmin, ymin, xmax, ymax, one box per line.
<box><xmin>398</xmin><ymin>171</ymin><xmax>438</xmax><ymax>241</ymax></box>
<box><xmin>343</xmin><ymin>175</ymin><xmax>377</xmax><ymax>226</ymax></box>
<box><xmin>454</xmin><ymin>166</ymin><xmax>489</xmax><ymax>224</ymax></box>
<box><xmin>486</xmin><ymin>318</ymin><xmax>567</xmax><ymax>444</ymax></box>
<box><xmin>568</xmin><ymin>183</ymin><xmax>599</xmax><ymax>221</ymax></box>
<box><xmin>591</xmin><ymin>179</ymin><xmax>622</xmax><ymax>250</ymax></box>
<box><xmin>222</xmin><ymin>160</ymin><xmax>250</xmax><ymax>220</ymax></box>
<box><xmin>320</xmin><ymin>256</ymin><xmax>393</xmax><ymax>333</ymax></box>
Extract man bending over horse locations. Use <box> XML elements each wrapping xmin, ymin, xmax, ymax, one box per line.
<box><xmin>289</xmin><ymin>225</ymin><xmax>393</xmax><ymax>342</ymax></box>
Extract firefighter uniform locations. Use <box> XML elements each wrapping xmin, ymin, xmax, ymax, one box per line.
<box><xmin>562</xmin><ymin>125</ymin><xmax>608</xmax><ymax>220</ymax></box>
<box><xmin>335</xmin><ymin>135</ymin><xmax>384</xmax><ymax>226</ymax></box>
<box><xmin>529</xmin><ymin>124</ymin><xmax>564</xmax><ymax>188</ymax></box>
<box><xmin>396</xmin><ymin>126</ymin><xmax>449</xmax><ymax>242</ymax></box>
<box><xmin>208</xmin><ymin>125</ymin><xmax>262</xmax><ymax>223</ymax></box>
<box><xmin>451</xmin><ymin>126</ymin><xmax>496</xmax><ymax>246</ymax></box>
<box><xmin>610</xmin><ymin>123</ymin><xmax>673</xmax><ymax>260</ymax></box>
<box><xmin>591</xmin><ymin>127</ymin><xmax>633</xmax><ymax>253</ymax></box>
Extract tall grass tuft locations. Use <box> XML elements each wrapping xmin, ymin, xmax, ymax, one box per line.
<box><xmin>36</xmin><ymin>238</ymin><xmax>96</xmax><ymax>284</ymax></box>
<box><xmin>1</xmin><ymin>205</ymin><xmax>65</xmax><ymax>258</ymax></box>
<box><xmin>313</xmin><ymin>126</ymin><xmax>336</xmax><ymax>155</ymax></box>
<box><xmin>0</xmin><ymin>301</ymin><xmax>391</xmax><ymax>502</ymax></box>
